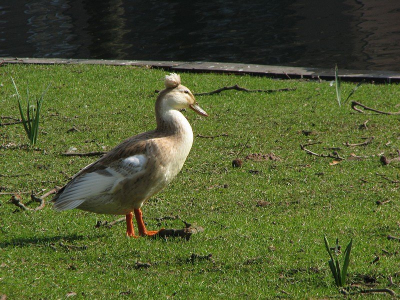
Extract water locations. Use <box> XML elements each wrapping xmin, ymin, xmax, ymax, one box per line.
<box><xmin>1</xmin><ymin>0</ymin><xmax>400</xmax><ymax>71</ymax></box>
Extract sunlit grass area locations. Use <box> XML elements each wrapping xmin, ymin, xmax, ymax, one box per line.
<box><xmin>1</xmin><ymin>64</ymin><xmax>400</xmax><ymax>298</ymax></box>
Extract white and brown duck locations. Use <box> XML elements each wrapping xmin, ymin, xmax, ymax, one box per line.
<box><xmin>53</xmin><ymin>73</ymin><xmax>208</xmax><ymax>237</ymax></box>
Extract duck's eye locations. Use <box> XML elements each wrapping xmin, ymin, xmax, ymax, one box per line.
<box><xmin>184</xmin><ymin>90</ymin><xmax>189</xmax><ymax>94</ymax></box>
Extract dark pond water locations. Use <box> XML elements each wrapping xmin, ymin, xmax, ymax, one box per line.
<box><xmin>1</xmin><ymin>0</ymin><xmax>400</xmax><ymax>71</ymax></box>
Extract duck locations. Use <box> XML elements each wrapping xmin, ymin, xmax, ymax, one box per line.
<box><xmin>53</xmin><ymin>73</ymin><xmax>208</xmax><ymax>237</ymax></box>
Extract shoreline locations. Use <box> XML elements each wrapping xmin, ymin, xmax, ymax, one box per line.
<box><xmin>2</xmin><ymin>57</ymin><xmax>399</xmax><ymax>83</ymax></box>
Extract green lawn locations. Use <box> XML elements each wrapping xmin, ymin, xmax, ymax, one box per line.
<box><xmin>1</xmin><ymin>64</ymin><xmax>400</xmax><ymax>299</ymax></box>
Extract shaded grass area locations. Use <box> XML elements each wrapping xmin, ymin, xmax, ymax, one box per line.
<box><xmin>1</xmin><ymin>64</ymin><xmax>400</xmax><ymax>298</ymax></box>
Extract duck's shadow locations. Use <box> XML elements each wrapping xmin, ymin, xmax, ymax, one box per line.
<box><xmin>0</xmin><ymin>233</ymin><xmax>100</xmax><ymax>249</ymax></box>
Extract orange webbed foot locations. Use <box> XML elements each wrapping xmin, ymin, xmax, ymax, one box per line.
<box><xmin>126</xmin><ymin>231</ymin><xmax>140</xmax><ymax>238</ymax></box>
<box><xmin>140</xmin><ymin>230</ymin><xmax>161</xmax><ymax>237</ymax></box>
<box><xmin>134</xmin><ymin>208</ymin><xmax>164</xmax><ymax>237</ymax></box>
<box><xmin>125</xmin><ymin>210</ymin><xmax>163</xmax><ymax>238</ymax></box>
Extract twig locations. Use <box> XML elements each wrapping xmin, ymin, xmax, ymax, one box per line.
<box><xmin>351</xmin><ymin>101</ymin><xmax>400</xmax><ymax>115</ymax></box>
<box><xmin>360</xmin><ymin>288</ymin><xmax>396</xmax><ymax>296</ymax></box>
<box><xmin>344</xmin><ymin>137</ymin><xmax>374</xmax><ymax>147</ymax></box>
<box><xmin>10</xmin><ymin>195</ymin><xmax>31</xmax><ymax>211</ymax></box>
<box><xmin>236</xmin><ymin>136</ymin><xmax>252</xmax><ymax>158</ymax></box>
<box><xmin>95</xmin><ymin>217</ymin><xmax>125</xmax><ymax>228</ymax></box>
<box><xmin>375</xmin><ymin>173</ymin><xmax>400</xmax><ymax>183</ymax></box>
<box><xmin>300</xmin><ymin>144</ymin><xmax>344</xmax><ymax>160</ymax></box>
<box><xmin>387</xmin><ymin>235</ymin><xmax>400</xmax><ymax>241</ymax></box>
<box><xmin>359</xmin><ymin>120</ymin><xmax>369</xmax><ymax>130</ymax></box>
<box><xmin>196</xmin><ymin>133</ymin><xmax>229</xmax><ymax>139</ymax></box>
<box><xmin>0</xmin><ymin>116</ymin><xmax>34</xmax><ymax>126</ymax></box>
<box><xmin>9</xmin><ymin>188</ymin><xmax>57</xmax><ymax>211</ymax></box>
<box><xmin>30</xmin><ymin>193</ymin><xmax>46</xmax><ymax>211</ymax></box>
<box><xmin>388</xmin><ymin>276</ymin><xmax>394</xmax><ymax>286</ymax></box>
<box><xmin>380</xmin><ymin>150</ymin><xmax>400</xmax><ymax>165</ymax></box>
<box><xmin>1</xmin><ymin>116</ymin><xmax>19</xmax><ymax>120</ymax></box>
<box><xmin>42</xmin><ymin>188</ymin><xmax>60</xmax><ymax>199</ymax></box>
<box><xmin>195</xmin><ymin>85</ymin><xmax>297</xmax><ymax>96</ymax></box>
<box><xmin>0</xmin><ymin>119</ymin><xmax>31</xmax><ymax>126</ymax></box>
<box><xmin>61</xmin><ymin>151</ymin><xmax>107</xmax><ymax>157</ymax></box>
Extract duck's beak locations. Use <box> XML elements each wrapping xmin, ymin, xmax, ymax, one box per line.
<box><xmin>190</xmin><ymin>103</ymin><xmax>208</xmax><ymax>117</ymax></box>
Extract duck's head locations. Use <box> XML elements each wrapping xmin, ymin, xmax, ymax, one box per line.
<box><xmin>159</xmin><ymin>73</ymin><xmax>208</xmax><ymax>117</ymax></box>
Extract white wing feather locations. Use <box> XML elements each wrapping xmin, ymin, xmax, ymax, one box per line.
<box><xmin>53</xmin><ymin>154</ymin><xmax>147</xmax><ymax>211</ymax></box>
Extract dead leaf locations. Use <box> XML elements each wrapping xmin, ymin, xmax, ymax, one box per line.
<box><xmin>66</xmin><ymin>292</ymin><xmax>77</xmax><ymax>297</ymax></box>
<box><xmin>329</xmin><ymin>160</ymin><xmax>341</xmax><ymax>165</ymax></box>
<box><xmin>256</xmin><ymin>200</ymin><xmax>271</xmax><ymax>207</ymax></box>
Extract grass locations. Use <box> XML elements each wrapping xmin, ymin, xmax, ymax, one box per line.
<box><xmin>324</xmin><ymin>236</ymin><xmax>352</xmax><ymax>288</ymax></box>
<box><xmin>1</xmin><ymin>64</ymin><xmax>400</xmax><ymax>298</ymax></box>
<box><xmin>12</xmin><ymin>78</ymin><xmax>49</xmax><ymax>146</ymax></box>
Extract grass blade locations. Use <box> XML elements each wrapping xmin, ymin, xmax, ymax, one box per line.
<box><xmin>335</xmin><ymin>258</ymin><xmax>342</xmax><ymax>286</ymax></box>
<box><xmin>26</xmin><ymin>94</ymin><xmax>32</xmax><ymax>137</ymax></box>
<box><xmin>341</xmin><ymin>239</ymin><xmax>352</xmax><ymax>286</ymax></box>
<box><xmin>31</xmin><ymin>83</ymin><xmax>49</xmax><ymax>145</ymax></box>
<box><xmin>335</xmin><ymin>65</ymin><xmax>341</xmax><ymax>107</ymax></box>
<box><xmin>12</xmin><ymin>78</ymin><xmax>30</xmax><ymax>137</ymax></box>
<box><xmin>33</xmin><ymin>99</ymin><xmax>41</xmax><ymax>145</ymax></box>
<box><xmin>324</xmin><ymin>236</ymin><xmax>335</xmax><ymax>262</ymax></box>
<box><xmin>17</xmin><ymin>97</ymin><xmax>30</xmax><ymax>137</ymax></box>
<box><xmin>344</xmin><ymin>81</ymin><xmax>364</xmax><ymax>104</ymax></box>
<box><xmin>324</xmin><ymin>236</ymin><xmax>340</xmax><ymax>286</ymax></box>
<box><xmin>328</xmin><ymin>259</ymin><xmax>340</xmax><ymax>286</ymax></box>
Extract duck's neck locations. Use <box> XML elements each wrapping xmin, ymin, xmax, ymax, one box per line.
<box><xmin>155</xmin><ymin>105</ymin><xmax>194</xmax><ymax>143</ymax></box>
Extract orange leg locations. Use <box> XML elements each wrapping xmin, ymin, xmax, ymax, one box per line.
<box><xmin>125</xmin><ymin>212</ymin><xmax>139</xmax><ymax>238</ymax></box>
<box><xmin>134</xmin><ymin>208</ymin><xmax>159</xmax><ymax>236</ymax></box>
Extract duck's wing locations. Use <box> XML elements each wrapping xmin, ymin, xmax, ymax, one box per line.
<box><xmin>53</xmin><ymin>137</ymin><xmax>151</xmax><ymax>211</ymax></box>
<box><xmin>53</xmin><ymin>154</ymin><xmax>148</xmax><ymax>211</ymax></box>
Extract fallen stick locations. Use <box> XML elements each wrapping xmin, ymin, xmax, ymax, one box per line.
<box><xmin>0</xmin><ymin>120</ymin><xmax>26</xmax><ymax>126</ymax></box>
<box><xmin>10</xmin><ymin>194</ymin><xmax>45</xmax><ymax>211</ymax></box>
<box><xmin>300</xmin><ymin>144</ymin><xmax>344</xmax><ymax>160</ymax></box>
<box><xmin>351</xmin><ymin>101</ymin><xmax>400</xmax><ymax>115</ymax></box>
<box><xmin>10</xmin><ymin>194</ymin><xmax>32</xmax><ymax>211</ymax></box>
<box><xmin>61</xmin><ymin>151</ymin><xmax>107</xmax><ymax>157</ymax></box>
<box><xmin>95</xmin><ymin>217</ymin><xmax>125</xmax><ymax>228</ymax></box>
<box><xmin>9</xmin><ymin>188</ymin><xmax>57</xmax><ymax>211</ymax></box>
<box><xmin>195</xmin><ymin>85</ymin><xmax>297</xmax><ymax>96</ymax></box>
<box><xmin>344</xmin><ymin>136</ymin><xmax>374</xmax><ymax>147</ymax></box>
<box><xmin>196</xmin><ymin>133</ymin><xmax>229</xmax><ymax>139</ymax></box>
<box><xmin>1</xmin><ymin>116</ymin><xmax>19</xmax><ymax>120</ymax></box>
<box><xmin>380</xmin><ymin>150</ymin><xmax>400</xmax><ymax>165</ymax></box>
<box><xmin>360</xmin><ymin>288</ymin><xmax>396</xmax><ymax>296</ymax></box>
<box><xmin>375</xmin><ymin>173</ymin><xmax>400</xmax><ymax>183</ymax></box>
<box><xmin>387</xmin><ymin>235</ymin><xmax>400</xmax><ymax>241</ymax></box>
<box><xmin>0</xmin><ymin>116</ymin><xmax>33</xmax><ymax>126</ymax></box>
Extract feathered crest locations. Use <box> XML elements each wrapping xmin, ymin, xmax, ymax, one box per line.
<box><xmin>164</xmin><ymin>73</ymin><xmax>181</xmax><ymax>89</ymax></box>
